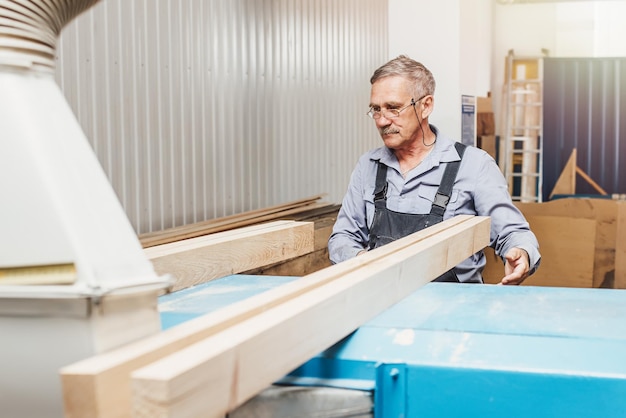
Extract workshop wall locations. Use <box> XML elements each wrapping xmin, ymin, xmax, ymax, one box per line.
<box><xmin>543</xmin><ymin>57</ymin><xmax>626</xmax><ymax>200</ymax></box>
<box><xmin>55</xmin><ymin>0</ymin><xmax>387</xmax><ymax>234</ymax></box>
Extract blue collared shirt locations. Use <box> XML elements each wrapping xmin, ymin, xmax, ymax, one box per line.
<box><xmin>328</xmin><ymin>127</ymin><xmax>541</xmax><ymax>283</ymax></box>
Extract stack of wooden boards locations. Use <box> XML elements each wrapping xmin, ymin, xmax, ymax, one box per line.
<box><xmin>144</xmin><ymin>220</ymin><xmax>314</xmax><ymax>292</ymax></box>
<box><xmin>139</xmin><ymin>195</ymin><xmax>334</xmax><ymax>248</ymax></box>
<box><xmin>60</xmin><ymin>215</ymin><xmax>491</xmax><ymax>417</ymax></box>
<box><xmin>140</xmin><ymin>195</ymin><xmax>340</xmax><ymax>291</ymax></box>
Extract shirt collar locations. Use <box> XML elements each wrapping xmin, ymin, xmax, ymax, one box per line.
<box><xmin>370</xmin><ymin>125</ymin><xmax>462</xmax><ymax>167</ymax></box>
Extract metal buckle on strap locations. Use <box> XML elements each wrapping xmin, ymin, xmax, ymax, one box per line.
<box><xmin>433</xmin><ymin>192</ymin><xmax>450</xmax><ymax>208</ymax></box>
<box><xmin>374</xmin><ymin>183</ymin><xmax>388</xmax><ymax>202</ymax></box>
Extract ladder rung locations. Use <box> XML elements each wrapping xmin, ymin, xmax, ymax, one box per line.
<box><xmin>507</xmin><ymin>136</ymin><xmax>535</xmax><ymax>141</ymax></box>
<box><xmin>511</xmin><ymin>196</ymin><xmax>540</xmax><ymax>202</ymax></box>
<box><xmin>510</xmin><ymin>78</ymin><xmax>542</xmax><ymax>84</ymax></box>
<box><xmin>507</xmin><ymin>173</ymin><xmax>541</xmax><ymax>178</ymax></box>
<box><xmin>509</xmin><ymin>149</ymin><xmax>541</xmax><ymax>154</ymax></box>
<box><xmin>510</xmin><ymin>103</ymin><xmax>542</xmax><ymax>107</ymax></box>
<box><xmin>511</xmin><ymin>125</ymin><xmax>541</xmax><ymax>130</ymax></box>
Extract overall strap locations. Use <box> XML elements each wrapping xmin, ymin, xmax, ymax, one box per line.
<box><xmin>430</xmin><ymin>142</ymin><xmax>467</xmax><ymax>217</ymax></box>
<box><xmin>373</xmin><ymin>161</ymin><xmax>388</xmax><ymax>208</ymax></box>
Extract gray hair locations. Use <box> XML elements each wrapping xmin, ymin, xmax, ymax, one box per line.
<box><xmin>370</xmin><ymin>55</ymin><xmax>436</xmax><ymax>99</ymax></box>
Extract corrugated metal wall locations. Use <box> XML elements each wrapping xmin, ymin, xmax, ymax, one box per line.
<box><xmin>55</xmin><ymin>0</ymin><xmax>388</xmax><ymax>234</ymax></box>
<box><xmin>543</xmin><ymin>57</ymin><xmax>626</xmax><ymax>201</ymax></box>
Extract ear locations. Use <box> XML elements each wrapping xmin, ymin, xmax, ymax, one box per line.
<box><xmin>421</xmin><ymin>95</ymin><xmax>434</xmax><ymax>118</ymax></box>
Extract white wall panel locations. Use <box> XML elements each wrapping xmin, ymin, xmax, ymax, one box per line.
<box><xmin>55</xmin><ymin>0</ymin><xmax>387</xmax><ymax>234</ymax></box>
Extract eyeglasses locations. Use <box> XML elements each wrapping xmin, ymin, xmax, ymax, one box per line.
<box><xmin>367</xmin><ymin>98</ymin><xmax>417</xmax><ymax>120</ymax></box>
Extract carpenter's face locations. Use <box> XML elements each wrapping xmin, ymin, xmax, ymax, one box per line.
<box><xmin>369</xmin><ymin>76</ymin><xmax>421</xmax><ymax>150</ymax></box>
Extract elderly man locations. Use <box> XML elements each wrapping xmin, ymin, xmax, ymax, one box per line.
<box><xmin>328</xmin><ymin>55</ymin><xmax>540</xmax><ymax>284</ymax></box>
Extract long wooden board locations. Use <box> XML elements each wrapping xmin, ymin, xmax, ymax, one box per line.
<box><xmin>60</xmin><ymin>215</ymin><xmax>489</xmax><ymax>418</ymax></box>
<box><xmin>146</xmin><ymin>220</ymin><xmax>314</xmax><ymax>292</ymax></box>
<box><xmin>130</xmin><ymin>216</ymin><xmax>491</xmax><ymax>417</ymax></box>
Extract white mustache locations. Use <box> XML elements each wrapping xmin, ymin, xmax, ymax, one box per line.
<box><xmin>381</xmin><ymin>127</ymin><xmax>399</xmax><ymax>135</ymax></box>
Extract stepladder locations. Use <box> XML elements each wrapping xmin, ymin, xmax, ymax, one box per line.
<box><xmin>500</xmin><ymin>50</ymin><xmax>545</xmax><ymax>202</ymax></box>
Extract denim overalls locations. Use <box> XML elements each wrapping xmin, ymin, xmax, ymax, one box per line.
<box><xmin>368</xmin><ymin>142</ymin><xmax>466</xmax><ymax>282</ymax></box>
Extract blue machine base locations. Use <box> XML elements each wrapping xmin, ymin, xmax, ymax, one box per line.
<box><xmin>159</xmin><ymin>276</ymin><xmax>626</xmax><ymax>418</ymax></box>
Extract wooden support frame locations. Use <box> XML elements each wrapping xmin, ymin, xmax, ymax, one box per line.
<box><xmin>550</xmin><ymin>149</ymin><xmax>608</xmax><ymax>198</ymax></box>
<box><xmin>60</xmin><ymin>215</ymin><xmax>490</xmax><ymax>418</ymax></box>
<box><xmin>145</xmin><ymin>220</ymin><xmax>314</xmax><ymax>292</ymax></box>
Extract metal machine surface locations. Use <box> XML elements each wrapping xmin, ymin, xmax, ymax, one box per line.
<box><xmin>160</xmin><ymin>275</ymin><xmax>626</xmax><ymax>418</ymax></box>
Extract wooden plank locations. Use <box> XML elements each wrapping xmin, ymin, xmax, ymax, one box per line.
<box><xmin>0</xmin><ymin>262</ymin><xmax>76</xmax><ymax>285</ymax></box>
<box><xmin>257</xmin><ymin>247</ymin><xmax>332</xmax><ymax>277</ymax></box>
<box><xmin>514</xmin><ymin>198</ymin><xmax>619</xmax><ymax>288</ymax></box>
<box><xmin>549</xmin><ymin>148</ymin><xmax>576</xmax><ymax>198</ymax></box>
<box><xmin>60</xmin><ymin>215</ymin><xmax>488</xmax><ymax>418</ymax></box>
<box><xmin>139</xmin><ymin>195</ymin><xmax>326</xmax><ymax>248</ymax></box>
<box><xmin>576</xmin><ymin>166</ymin><xmax>608</xmax><ymax>195</ymax></box>
<box><xmin>145</xmin><ymin>221</ymin><xmax>314</xmax><ymax>292</ymax></box>
<box><xmin>243</xmin><ymin>217</ymin><xmax>336</xmax><ymax>277</ymax></box>
<box><xmin>130</xmin><ymin>216</ymin><xmax>491</xmax><ymax>417</ymax></box>
<box><xmin>615</xmin><ymin>202</ymin><xmax>626</xmax><ymax>289</ymax></box>
<box><xmin>483</xmin><ymin>215</ymin><xmax>595</xmax><ymax>288</ymax></box>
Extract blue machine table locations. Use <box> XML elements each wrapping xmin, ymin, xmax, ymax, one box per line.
<box><xmin>159</xmin><ymin>275</ymin><xmax>626</xmax><ymax>418</ymax></box>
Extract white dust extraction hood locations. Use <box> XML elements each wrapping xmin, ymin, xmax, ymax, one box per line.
<box><xmin>0</xmin><ymin>1</ymin><xmax>172</xmax><ymax>416</ymax></box>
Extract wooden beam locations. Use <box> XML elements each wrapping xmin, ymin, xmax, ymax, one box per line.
<box><xmin>60</xmin><ymin>215</ymin><xmax>489</xmax><ymax>418</ymax></box>
<box><xmin>145</xmin><ymin>220</ymin><xmax>314</xmax><ymax>292</ymax></box>
<box><xmin>576</xmin><ymin>166</ymin><xmax>608</xmax><ymax>195</ymax></box>
<box><xmin>130</xmin><ymin>216</ymin><xmax>490</xmax><ymax>417</ymax></box>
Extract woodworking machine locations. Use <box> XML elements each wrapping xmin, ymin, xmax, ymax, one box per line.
<box><xmin>160</xmin><ymin>274</ymin><xmax>626</xmax><ymax>418</ymax></box>
<box><xmin>4</xmin><ymin>1</ymin><xmax>626</xmax><ymax>417</ymax></box>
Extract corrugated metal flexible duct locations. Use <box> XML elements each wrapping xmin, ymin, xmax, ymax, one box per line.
<box><xmin>0</xmin><ymin>0</ymin><xmax>99</xmax><ymax>71</ymax></box>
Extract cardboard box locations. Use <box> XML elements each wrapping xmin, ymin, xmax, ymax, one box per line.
<box><xmin>477</xmin><ymin>112</ymin><xmax>495</xmax><ymax>136</ymax></box>
<box><xmin>477</xmin><ymin>96</ymin><xmax>493</xmax><ymax>113</ymax></box>
<box><xmin>477</xmin><ymin>135</ymin><xmax>496</xmax><ymax>161</ymax></box>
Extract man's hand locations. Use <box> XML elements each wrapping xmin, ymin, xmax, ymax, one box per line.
<box><xmin>499</xmin><ymin>247</ymin><xmax>530</xmax><ymax>285</ymax></box>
